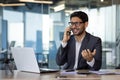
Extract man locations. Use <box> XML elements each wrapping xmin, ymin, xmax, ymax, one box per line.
<box><xmin>56</xmin><ymin>11</ymin><xmax>102</xmax><ymax>71</ymax></box>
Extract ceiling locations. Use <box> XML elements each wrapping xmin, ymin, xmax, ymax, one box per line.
<box><xmin>0</xmin><ymin>0</ymin><xmax>113</xmax><ymax>5</ymax></box>
<box><xmin>54</xmin><ymin>0</ymin><xmax>113</xmax><ymax>9</ymax></box>
<box><xmin>0</xmin><ymin>0</ymin><xmax>120</xmax><ymax>9</ymax></box>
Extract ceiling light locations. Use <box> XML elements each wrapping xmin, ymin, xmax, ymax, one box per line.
<box><xmin>54</xmin><ymin>4</ymin><xmax>65</xmax><ymax>12</ymax></box>
<box><xmin>19</xmin><ymin>0</ymin><xmax>53</xmax><ymax>4</ymax></box>
<box><xmin>101</xmin><ymin>0</ymin><xmax>104</xmax><ymax>2</ymax></box>
<box><xmin>0</xmin><ymin>3</ymin><xmax>25</xmax><ymax>6</ymax></box>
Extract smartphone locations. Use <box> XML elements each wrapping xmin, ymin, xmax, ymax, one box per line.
<box><xmin>66</xmin><ymin>31</ymin><xmax>71</xmax><ymax>36</ymax></box>
<box><xmin>66</xmin><ymin>26</ymin><xmax>72</xmax><ymax>36</ymax></box>
<box><xmin>77</xmin><ymin>70</ymin><xmax>90</xmax><ymax>74</ymax></box>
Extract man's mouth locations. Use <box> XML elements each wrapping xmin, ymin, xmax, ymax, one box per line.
<box><xmin>72</xmin><ymin>28</ymin><xmax>80</xmax><ymax>33</ymax></box>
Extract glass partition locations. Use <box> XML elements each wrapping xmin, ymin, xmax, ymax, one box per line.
<box><xmin>0</xmin><ymin>7</ymin><xmax>2</xmax><ymax>50</ymax></box>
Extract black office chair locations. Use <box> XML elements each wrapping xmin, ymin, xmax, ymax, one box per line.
<box><xmin>1</xmin><ymin>41</ymin><xmax>16</xmax><ymax>73</ymax></box>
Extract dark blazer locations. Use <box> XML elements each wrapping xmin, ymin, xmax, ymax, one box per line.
<box><xmin>56</xmin><ymin>32</ymin><xmax>102</xmax><ymax>70</ymax></box>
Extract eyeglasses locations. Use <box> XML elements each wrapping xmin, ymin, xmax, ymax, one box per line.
<box><xmin>68</xmin><ymin>22</ymin><xmax>84</xmax><ymax>27</ymax></box>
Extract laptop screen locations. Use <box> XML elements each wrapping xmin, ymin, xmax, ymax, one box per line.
<box><xmin>11</xmin><ymin>47</ymin><xmax>40</xmax><ymax>73</ymax></box>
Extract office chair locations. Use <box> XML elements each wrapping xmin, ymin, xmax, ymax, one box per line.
<box><xmin>1</xmin><ymin>41</ymin><xmax>16</xmax><ymax>73</ymax></box>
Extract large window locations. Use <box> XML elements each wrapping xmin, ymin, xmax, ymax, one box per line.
<box><xmin>8</xmin><ymin>22</ymin><xmax>24</xmax><ymax>47</ymax></box>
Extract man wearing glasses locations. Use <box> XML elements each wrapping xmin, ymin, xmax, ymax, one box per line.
<box><xmin>56</xmin><ymin>11</ymin><xmax>102</xmax><ymax>71</ymax></box>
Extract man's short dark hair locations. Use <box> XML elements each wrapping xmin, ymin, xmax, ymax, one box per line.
<box><xmin>70</xmin><ymin>11</ymin><xmax>88</xmax><ymax>23</ymax></box>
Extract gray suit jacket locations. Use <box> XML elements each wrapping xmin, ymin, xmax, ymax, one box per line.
<box><xmin>56</xmin><ymin>32</ymin><xmax>102</xmax><ymax>70</ymax></box>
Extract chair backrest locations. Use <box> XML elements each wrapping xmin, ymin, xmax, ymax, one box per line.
<box><xmin>9</xmin><ymin>41</ymin><xmax>16</xmax><ymax>48</ymax></box>
<box><xmin>8</xmin><ymin>41</ymin><xmax>16</xmax><ymax>59</ymax></box>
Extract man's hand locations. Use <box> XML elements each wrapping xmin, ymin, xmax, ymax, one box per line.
<box><xmin>81</xmin><ymin>49</ymin><xmax>96</xmax><ymax>62</ymax></box>
<box><xmin>62</xmin><ymin>27</ymin><xmax>71</xmax><ymax>43</ymax></box>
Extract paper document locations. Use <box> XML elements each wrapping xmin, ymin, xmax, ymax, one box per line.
<box><xmin>89</xmin><ymin>70</ymin><xmax>120</xmax><ymax>75</ymax></box>
<box><xmin>60</xmin><ymin>70</ymin><xmax>77</xmax><ymax>75</ymax></box>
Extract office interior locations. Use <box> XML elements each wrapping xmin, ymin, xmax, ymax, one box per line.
<box><xmin>0</xmin><ymin>0</ymin><xmax>120</xmax><ymax>70</ymax></box>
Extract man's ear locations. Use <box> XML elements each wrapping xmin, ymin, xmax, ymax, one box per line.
<box><xmin>85</xmin><ymin>22</ymin><xmax>88</xmax><ymax>28</ymax></box>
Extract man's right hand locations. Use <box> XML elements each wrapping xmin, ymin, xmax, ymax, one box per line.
<box><xmin>62</xmin><ymin>27</ymin><xmax>71</xmax><ymax>43</ymax></box>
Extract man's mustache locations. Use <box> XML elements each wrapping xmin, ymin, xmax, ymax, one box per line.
<box><xmin>71</xmin><ymin>28</ymin><xmax>80</xmax><ymax>31</ymax></box>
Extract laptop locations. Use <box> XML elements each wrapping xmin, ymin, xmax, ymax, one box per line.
<box><xmin>11</xmin><ymin>47</ymin><xmax>59</xmax><ymax>73</ymax></box>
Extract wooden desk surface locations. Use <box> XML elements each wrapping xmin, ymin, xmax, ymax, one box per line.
<box><xmin>0</xmin><ymin>70</ymin><xmax>120</xmax><ymax>80</ymax></box>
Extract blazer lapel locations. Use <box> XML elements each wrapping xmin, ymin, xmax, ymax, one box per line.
<box><xmin>69</xmin><ymin>36</ymin><xmax>76</xmax><ymax>68</ymax></box>
<box><xmin>78</xmin><ymin>33</ymin><xmax>89</xmax><ymax>63</ymax></box>
<box><xmin>72</xmin><ymin>37</ymin><xmax>76</xmax><ymax>67</ymax></box>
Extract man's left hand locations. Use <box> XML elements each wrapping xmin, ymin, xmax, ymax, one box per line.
<box><xmin>81</xmin><ymin>49</ymin><xmax>96</xmax><ymax>62</ymax></box>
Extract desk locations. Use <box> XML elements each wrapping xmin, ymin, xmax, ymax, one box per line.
<box><xmin>0</xmin><ymin>70</ymin><xmax>120</xmax><ymax>80</ymax></box>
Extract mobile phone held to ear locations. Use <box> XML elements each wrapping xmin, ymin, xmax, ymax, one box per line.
<box><xmin>66</xmin><ymin>31</ymin><xmax>71</xmax><ymax>36</ymax></box>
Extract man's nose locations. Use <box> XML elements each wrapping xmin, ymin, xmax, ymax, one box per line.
<box><xmin>71</xmin><ymin>24</ymin><xmax>77</xmax><ymax>28</ymax></box>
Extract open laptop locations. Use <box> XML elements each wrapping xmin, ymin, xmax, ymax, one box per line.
<box><xmin>11</xmin><ymin>47</ymin><xmax>59</xmax><ymax>73</ymax></box>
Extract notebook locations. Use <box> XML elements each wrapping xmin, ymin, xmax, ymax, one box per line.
<box><xmin>11</xmin><ymin>47</ymin><xmax>59</xmax><ymax>73</ymax></box>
